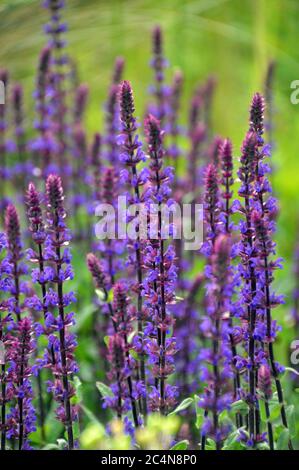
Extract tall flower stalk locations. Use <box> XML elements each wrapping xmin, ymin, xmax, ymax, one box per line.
<box><xmin>45</xmin><ymin>174</ymin><xmax>78</xmax><ymax>449</ymax></box>
<box><xmin>149</xmin><ymin>26</ymin><xmax>169</xmax><ymax>129</ymax></box>
<box><xmin>249</xmin><ymin>93</ymin><xmax>292</xmax><ymax>447</ymax></box>
<box><xmin>235</xmin><ymin>131</ymin><xmax>261</xmax><ymax>445</ymax></box>
<box><xmin>143</xmin><ymin>115</ymin><xmax>177</xmax><ymax>415</ymax></box>
<box><xmin>199</xmin><ymin>234</ymin><xmax>233</xmax><ymax>450</ymax></box>
<box><xmin>118</xmin><ymin>80</ymin><xmax>149</xmax><ymax>417</ymax></box>
<box><xmin>219</xmin><ymin>139</ymin><xmax>242</xmax><ymax>427</ymax></box>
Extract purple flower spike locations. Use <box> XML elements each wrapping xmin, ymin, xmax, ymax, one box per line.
<box><xmin>258</xmin><ymin>364</ymin><xmax>272</xmax><ymax>400</ymax></box>
<box><xmin>143</xmin><ymin>114</ymin><xmax>178</xmax><ymax>415</ymax></box>
<box><xmin>6</xmin><ymin>317</ymin><xmax>36</xmax><ymax>450</ymax></box>
<box><xmin>200</xmin><ymin>234</ymin><xmax>233</xmax><ymax>449</ymax></box>
<box><xmin>220</xmin><ymin>139</ymin><xmax>233</xmax><ymax>232</ymax></box>
<box><xmin>45</xmin><ymin>174</ymin><xmax>78</xmax><ymax>450</ymax></box>
<box><xmin>86</xmin><ymin>253</ymin><xmax>109</xmax><ymax>298</ymax></box>
<box><xmin>118</xmin><ymin>80</ymin><xmax>149</xmax><ymax>417</ymax></box>
<box><xmin>149</xmin><ymin>26</ymin><xmax>170</xmax><ymax>127</ymax></box>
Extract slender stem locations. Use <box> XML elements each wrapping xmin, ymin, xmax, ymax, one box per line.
<box><xmin>264</xmin><ymin>399</ymin><xmax>274</xmax><ymax>450</ymax></box>
<box><xmin>130</xmin><ymin>159</ymin><xmax>147</xmax><ymax>418</ymax></box>
<box><xmin>18</xmin><ymin>336</ymin><xmax>25</xmax><ymax>450</ymax></box>
<box><xmin>1</xmin><ymin>364</ymin><xmax>6</xmax><ymax>450</ymax></box>
<box><xmin>55</xmin><ymin>218</ymin><xmax>74</xmax><ymax>450</ymax></box>
<box><xmin>104</xmin><ymin>290</ymin><xmax>139</xmax><ymax>428</ymax></box>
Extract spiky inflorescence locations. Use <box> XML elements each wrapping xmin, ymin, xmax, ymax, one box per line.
<box><xmin>149</xmin><ymin>26</ymin><xmax>170</xmax><ymax>128</ymax></box>
<box><xmin>44</xmin><ymin>174</ymin><xmax>78</xmax><ymax>450</ymax></box>
<box><xmin>249</xmin><ymin>93</ymin><xmax>290</xmax><ymax>447</ymax></box>
<box><xmin>167</xmin><ymin>70</ymin><xmax>183</xmax><ymax>170</ymax></box>
<box><xmin>103</xmin><ymin>57</ymin><xmax>124</xmax><ymax>167</ymax></box>
<box><xmin>188</xmin><ymin>123</ymin><xmax>206</xmax><ymax>196</ymax></box>
<box><xmin>234</xmin><ymin>131</ymin><xmax>262</xmax><ymax>446</ymax></box>
<box><xmin>4</xmin><ymin>204</ymin><xmax>28</xmax><ymax>322</ymax></box>
<box><xmin>202</xmin><ymin>163</ymin><xmax>221</xmax><ymax>253</ymax></box>
<box><xmin>220</xmin><ymin>139</ymin><xmax>233</xmax><ymax>233</ymax></box>
<box><xmin>73</xmin><ymin>83</ymin><xmax>89</xmax><ymax>126</ymax></box>
<box><xmin>43</xmin><ymin>0</ymin><xmax>69</xmax><ymax>176</ymax></box>
<box><xmin>31</xmin><ymin>46</ymin><xmax>56</xmax><ymax>176</ymax></box>
<box><xmin>118</xmin><ymin>80</ymin><xmax>149</xmax><ymax>417</ymax></box>
<box><xmin>11</xmin><ymin>84</ymin><xmax>28</xmax><ymax>185</ymax></box>
<box><xmin>199</xmin><ymin>234</ymin><xmax>233</xmax><ymax>449</ymax></box>
<box><xmin>87</xmin><ymin>253</ymin><xmax>110</xmax><ymax>298</ymax></box>
<box><xmin>6</xmin><ymin>317</ymin><xmax>36</xmax><ymax>450</ymax></box>
<box><xmin>143</xmin><ymin>115</ymin><xmax>178</xmax><ymax>414</ymax></box>
<box><xmin>111</xmin><ymin>281</ymin><xmax>139</xmax><ymax>429</ymax></box>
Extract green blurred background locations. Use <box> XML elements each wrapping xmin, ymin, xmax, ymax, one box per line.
<box><xmin>1</xmin><ymin>0</ymin><xmax>299</xmax><ymax>413</ymax></box>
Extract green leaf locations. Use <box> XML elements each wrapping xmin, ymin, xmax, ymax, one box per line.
<box><xmin>205</xmin><ymin>438</ymin><xmax>216</xmax><ymax>450</ymax></box>
<box><xmin>277</xmin><ymin>429</ymin><xmax>290</xmax><ymax>450</ymax></box>
<box><xmin>104</xmin><ymin>335</ymin><xmax>109</xmax><ymax>347</ymax></box>
<box><xmin>269</xmin><ymin>403</ymin><xmax>281</xmax><ymax>421</ymax></box>
<box><xmin>73</xmin><ymin>376</ymin><xmax>83</xmax><ymax>403</ymax></box>
<box><xmin>170</xmin><ymin>440</ymin><xmax>189</xmax><ymax>450</ymax></box>
<box><xmin>223</xmin><ymin>429</ymin><xmax>240</xmax><ymax>450</ymax></box>
<box><xmin>194</xmin><ymin>395</ymin><xmax>204</xmax><ymax>429</ymax></box>
<box><xmin>168</xmin><ymin>397</ymin><xmax>193</xmax><ymax>416</ymax></box>
<box><xmin>286</xmin><ymin>405</ymin><xmax>297</xmax><ymax>439</ymax></box>
<box><xmin>96</xmin><ymin>381</ymin><xmax>114</xmax><ymax>398</ymax></box>
<box><xmin>231</xmin><ymin>399</ymin><xmax>248</xmax><ymax>414</ymax></box>
<box><xmin>259</xmin><ymin>400</ymin><xmax>267</xmax><ymax>423</ymax></box>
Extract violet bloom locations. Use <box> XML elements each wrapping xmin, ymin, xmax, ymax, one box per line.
<box><xmin>175</xmin><ymin>274</ymin><xmax>204</xmax><ymax>397</ymax></box>
<box><xmin>0</xmin><ymin>232</ymin><xmax>12</xmax><ymax>450</ymax></box>
<box><xmin>4</xmin><ymin>204</ymin><xmax>29</xmax><ymax>321</ymax></box>
<box><xmin>188</xmin><ymin>123</ymin><xmax>206</xmax><ymax>198</ymax></box>
<box><xmin>118</xmin><ymin>80</ymin><xmax>149</xmax><ymax>417</ymax></box>
<box><xmin>26</xmin><ymin>182</ymin><xmax>50</xmax><ymax>441</ymax></box>
<box><xmin>43</xmin><ymin>0</ymin><xmax>69</xmax><ymax>176</ymax></box>
<box><xmin>219</xmin><ymin>139</ymin><xmax>233</xmax><ymax>233</ymax></box>
<box><xmin>103</xmin><ymin>57</ymin><xmax>124</xmax><ymax>166</ymax></box>
<box><xmin>31</xmin><ymin>46</ymin><xmax>57</xmax><ymax>177</ymax></box>
<box><xmin>105</xmin><ymin>334</ymin><xmax>130</xmax><ymax>419</ymax></box>
<box><xmin>234</xmin><ymin>131</ymin><xmax>264</xmax><ymax>446</ymax></box>
<box><xmin>143</xmin><ymin>114</ymin><xmax>178</xmax><ymax>414</ymax></box>
<box><xmin>111</xmin><ymin>281</ymin><xmax>139</xmax><ymax>428</ymax></box>
<box><xmin>94</xmin><ymin>167</ymin><xmax>124</xmax><ymax>284</ymax></box>
<box><xmin>199</xmin><ymin>234</ymin><xmax>233</xmax><ymax>450</ymax></box>
<box><xmin>73</xmin><ymin>83</ymin><xmax>89</xmax><ymax>127</ymax></box>
<box><xmin>196</xmin><ymin>76</ymin><xmax>216</xmax><ymax>135</ymax></box>
<box><xmin>149</xmin><ymin>26</ymin><xmax>170</xmax><ymax>128</ymax></box>
<box><xmin>167</xmin><ymin>71</ymin><xmax>183</xmax><ymax>171</ymax></box>
<box><xmin>6</xmin><ymin>317</ymin><xmax>36</xmax><ymax>450</ymax></box>
<box><xmin>87</xmin><ymin>251</ymin><xmax>120</xmax><ymax>379</ymax></box>
<box><xmin>90</xmin><ymin>133</ymin><xmax>102</xmax><ymax>202</ymax></box>
<box><xmin>249</xmin><ymin>93</ymin><xmax>291</xmax><ymax>446</ymax></box>
<box><xmin>202</xmin><ymin>163</ymin><xmax>221</xmax><ymax>254</ymax></box>
<box><xmin>209</xmin><ymin>135</ymin><xmax>223</xmax><ymax>169</ymax></box>
<box><xmin>71</xmin><ymin>126</ymin><xmax>88</xmax><ymax>236</ymax></box>
<box><xmin>11</xmin><ymin>84</ymin><xmax>28</xmax><ymax>186</ymax></box>
<box><xmin>45</xmin><ymin>174</ymin><xmax>78</xmax><ymax>450</ymax></box>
